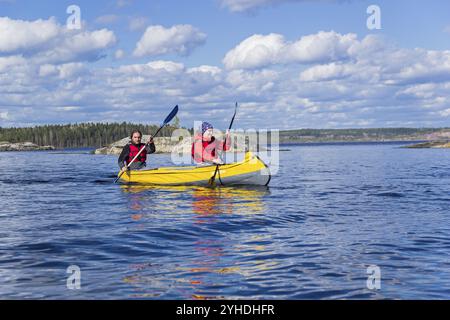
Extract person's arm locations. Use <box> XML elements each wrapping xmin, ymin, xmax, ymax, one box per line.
<box><xmin>145</xmin><ymin>135</ymin><xmax>156</xmax><ymax>154</ymax></box>
<box><xmin>217</xmin><ymin>130</ymin><xmax>231</xmax><ymax>151</ymax></box>
<box><xmin>146</xmin><ymin>142</ymin><xmax>155</xmax><ymax>154</ymax></box>
<box><xmin>192</xmin><ymin>138</ymin><xmax>205</xmax><ymax>163</ymax></box>
<box><xmin>118</xmin><ymin>145</ymin><xmax>130</xmax><ymax>169</ymax></box>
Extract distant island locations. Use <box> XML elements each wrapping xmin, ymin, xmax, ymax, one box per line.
<box><xmin>278</xmin><ymin>128</ymin><xmax>450</xmax><ymax>144</ymax></box>
<box><xmin>1</xmin><ymin>123</ymin><xmax>450</xmax><ymax>151</ymax></box>
<box><xmin>0</xmin><ymin>141</ymin><xmax>54</xmax><ymax>152</ymax></box>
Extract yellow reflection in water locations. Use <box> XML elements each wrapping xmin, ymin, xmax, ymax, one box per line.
<box><xmin>120</xmin><ymin>184</ymin><xmax>274</xmax><ymax>299</ymax></box>
<box><xmin>121</xmin><ymin>184</ymin><xmax>269</xmax><ymax>216</ymax></box>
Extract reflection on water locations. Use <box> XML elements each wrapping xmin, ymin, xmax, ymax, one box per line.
<box><xmin>2</xmin><ymin>145</ymin><xmax>450</xmax><ymax>299</ymax></box>
<box><xmin>119</xmin><ymin>185</ymin><xmax>272</xmax><ymax>299</ymax></box>
<box><xmin>121</xmin><ymin>185</ymin><xmax>270</xmax><ymax>216</ymax></box>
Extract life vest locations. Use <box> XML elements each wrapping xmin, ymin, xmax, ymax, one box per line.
<box><xmin>191</xmin><ymin>135</ymin><xmax>217</xmax><ymax>163</ymax></box>
<box><xmin>127</xmin><ymin>143</ymin><xmax>147</xmax><ymax>165</ymax></box>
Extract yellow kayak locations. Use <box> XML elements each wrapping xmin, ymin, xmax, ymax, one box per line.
<box><xmin>118</xmin><ymin>152</ymin><xmax>271</xmax><ymax>186</ymax></box>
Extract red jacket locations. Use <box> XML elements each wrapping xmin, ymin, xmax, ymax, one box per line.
<box><xmin>191</xmin><ymin>134</ymin><xmax>231</xmax><ymax>163</ymax></box>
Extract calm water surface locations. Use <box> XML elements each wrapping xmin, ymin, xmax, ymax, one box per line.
<box><xmin>0</xmin><ymin>142</ymin><xmax>449</xmax><ymax>299</ymax></box>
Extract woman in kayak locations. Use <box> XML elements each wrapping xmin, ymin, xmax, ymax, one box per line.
<box><xmin>191</xmin><ymin>122</ymin><xmax>231</xmax><ymax>165</ymax></box>
<box><xmin>118</xmin><ymin>130</ymin><xmax>155</xmax><ymax>172</ymax></box>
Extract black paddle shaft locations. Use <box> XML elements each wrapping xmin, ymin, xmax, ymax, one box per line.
<box><xmin>209</xmin><ymin>102</ymin><xmax>238</xmax><ymax>186</ymax></box>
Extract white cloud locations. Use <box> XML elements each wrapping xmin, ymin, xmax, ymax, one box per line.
<box><xmin>284</xmin><ymin>31</ymin><xmax>356</xmax><ymax>63</ymax></box>
<box><xmin>3</xmin><ymin>28</ymin><xmax>450</xmax><ymax>129</ymax></box>
<box><xmin>187</xmin><ymin>65</ymin><xmax>222</xmax><ymax>76</ymax></box>
<box><xmin>0</xmin><ymin>17</ymin><xmax>116</xmax><ymax>64</ymax></box>
<box><xmin>111</xmin><ymin>60</ymin><xmax>185</xmax><ymax>88</ymax></box>
<box><xmin>392</xmin><ymin>49</ymin><xmax>450</xmax><ymax>84</ymax></box>
<box><xmin>39</xmin><ymin>62</ymin><xmax>86</xmax><ymax>79</ymax></box>
<box><xmin>146</xmin><ymin>60</ymin><xmax>185</xmax><ymax>73</ymax></box>
<box><xmin>440</xmin><ymin>108</ymin><xmax>450</xmax><ymax>117</ymax></box>
<box><xmin>0</xmin><ymin>55</ymin><xmax>26</xmax><ymax>72</ymax></box>
<box><xmin>221</xmin><ymin>0</ymin><xmax>290</xmax><ymax>12</ymax></box>
<box><xmin>133</xmin><ymin>24</ymin><xmax>206</xmax><ymax>57</ymax></box>
<box><xmin>38</xmin><ymin>64</ymin><xmax>58</xmax><ymax>77</ymax></box>
<box><xmin>55</xmin><ymin>106</ymin><xmax>81</xmax><ymax>111</ymax></box>
<box><xmin>223</xmin><ymin>31</ymin><xmax>357</xmax><ymax>69</ymax></box>
<box><xmin>0</xmin><ymin>17</ymin><xmax>59</xmax><ymax>54</ymax></box>
<box><xmin>0</xmin><ymin>111</ymin><xmax>8</xmax><ymax>120</ymax></box>
<box><xmin>223</xmin><ymin>33</ymin><xmax>285</xmax><ymax>70</ymax></box>
<box><xmin>115</xmin><ymin>60</ymin><xmax>184</xmax><ymax>75</ymax></box>
<box><xmin>299</xmin><ymin>62</ymin><xmax>354</xmax><ymax>82</ymax></box>
<box><xmin>226</xmin><ymin>69</ymin><xmax>278</xmax><ymax>94</ymax></box>
<box><xmin>43</xmin><ymin>29</ymin><xmax>116</xmax><ymax>63</ymax></box>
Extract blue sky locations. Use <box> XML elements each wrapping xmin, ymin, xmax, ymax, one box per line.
<box><xmin>1</xmin><ymin>0</ymin><xmax>450</xmax><ymax>129</ymax></box>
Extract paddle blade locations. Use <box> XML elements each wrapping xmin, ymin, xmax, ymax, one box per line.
<box><xmin>208</xmin><ymin>178</ymin><xmax>216</xmax><ymax>188</ymax></box>
<box><xmin>162</xmin><ymin>105</ymin><xmax>178</xmax><ymax>126</ymax></box>
<box><xmin>208</xmin><ymin>172</ymin><xmax>218</xmax><ymax>187</ymax></box>
<box><xmin>114</xmin><ymin>172</ymin><xmax>123</xmax><ymax>184</ymax></box>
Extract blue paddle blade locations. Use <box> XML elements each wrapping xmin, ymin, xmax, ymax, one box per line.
<box><xmin>162</xmin><ymin>105</ymin><xmax>178</xmax><ymax>126</ymax></box>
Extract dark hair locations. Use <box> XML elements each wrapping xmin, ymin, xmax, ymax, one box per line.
<box><xmin>130</xmin><ymin>130</ymin><xmax>143</xmax><ymax>139</ymax></box>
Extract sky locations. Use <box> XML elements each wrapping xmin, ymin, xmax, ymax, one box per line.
<box><xmin>1</xmin><ymin>0</ymin><xmax>450</xmax><ymax>129</ymax></box>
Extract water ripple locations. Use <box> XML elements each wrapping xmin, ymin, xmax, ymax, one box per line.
<box><xmin>1</xmin><ymin>145</ymin><xmax>450</xmax><ymax>299</ymax></box>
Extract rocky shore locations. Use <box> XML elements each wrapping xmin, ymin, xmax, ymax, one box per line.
<box><xmin>0</xmin><ymin>141</ymin><xmax>55</xmax><ymax>152</ymax></box>
<box><xmin>94</xmin><ymin>134</ymin><xmax>260</xmax><ymax>155</ymax></box>
<box><xmin>404</xmin><ymin>141</ymin><xmax>450</xmax><ymax>148</ymax></box>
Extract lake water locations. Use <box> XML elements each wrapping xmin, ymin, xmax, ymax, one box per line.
<box><xmin>0</xmin><ymin>142</ymin><xmax>449</xmax><ymax>299</ymax></box>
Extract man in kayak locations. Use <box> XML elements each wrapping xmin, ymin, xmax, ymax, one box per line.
<box><xmin>118</xmin><ymin>130</ymin><xmax>155</xmax><ymax>172</ymax></box>
<box><xmin>191</xmin><ymin>122</ymin><xmax>231</xmax><ymax>165</ymax></box>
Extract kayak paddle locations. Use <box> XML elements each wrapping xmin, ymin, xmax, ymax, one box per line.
<box><xmin>114</xmin><ymin>105</ymin><xmax>179</xmax><ymax>183</ymax></box>
<box><xmin>208</xmin><ymin>102</ymin><xmax>238</xmax><ymax>187</ymax></box>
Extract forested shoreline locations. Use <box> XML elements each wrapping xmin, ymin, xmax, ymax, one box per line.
<box><xmin>1</xmin><ymin>123</ymin><xmax>449</xmax><ymax>149</ymax></box>
<box><xmin>278</xmin><ymin>127</ymin><xmax>450</xmax><ymax>142</ymax></box>
<box><xmin>0</xmin><ymin>122</ymin><xmax>183</xmax><ymax>149</ymax></box>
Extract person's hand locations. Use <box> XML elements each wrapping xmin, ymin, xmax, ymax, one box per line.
<box><xmin>212</xmin><ymin>158</ymin><xmax>224</xmax><ymax>165</ymax></box>
<box><xmin>147</xmin><ymin>135</ymin><xmax>154</xmax><ymax>144</ymax></box>
<box><xmin>121</xmin><ymin>166</ymin><xmax>129</xmax><ymax>173</ymax></box>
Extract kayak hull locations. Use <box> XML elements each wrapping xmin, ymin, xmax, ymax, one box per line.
<box><xmin>118</xmin><ymin>152</ymin><xmax>271</xmax><ymax>186</ymax></box>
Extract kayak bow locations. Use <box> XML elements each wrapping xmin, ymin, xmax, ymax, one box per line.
<box><xmin>117</xmin><ymin>152</ymin><xmax>271</xmax><ymax>186</ymax></box>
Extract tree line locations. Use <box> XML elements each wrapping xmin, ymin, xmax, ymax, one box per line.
<box><xmin>279</xmin><ymin>128</ymin><xmax>447</xmax><ymax>139</ymax></box>
<box><xmin>0</xmin><ymin>122</ymin><xmax>184</xmax><ymax>148</ymax></box>
<box><xmin>1</xmin><ymin>123</ymin><xmax>447</xmax><ymax>148</ymax></box>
